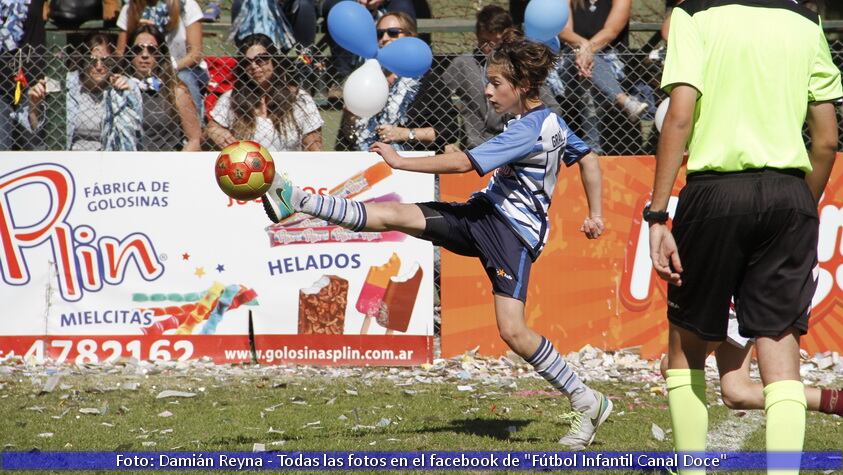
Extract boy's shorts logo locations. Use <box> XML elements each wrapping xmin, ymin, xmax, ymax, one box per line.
<box><xmin>496</xmin><ymin>268</ymin><xmax>513</xmax><ymax>280</ymax></box>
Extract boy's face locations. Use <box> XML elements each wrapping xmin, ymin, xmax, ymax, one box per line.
<box><xmin>485</xmin><ymin>64</ymin><xmax>521</xmax><ymax>114</ymax></box>
<box><xmin>477</xmin><ymin>30</ymin><xmax>502</xmax><ymax>56</ymax></box>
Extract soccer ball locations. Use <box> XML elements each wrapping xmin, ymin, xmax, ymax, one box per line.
<box><xmin>215</xmin><ymin>141</ymin><xmax>275</xmax><ymax>200</ymax></box>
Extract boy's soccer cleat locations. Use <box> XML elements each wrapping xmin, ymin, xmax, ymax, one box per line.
<box><xmin>262</xmin><ymin>173</ymin><xmax>296</xmax><ymax>224</ymax></box>
<box><xmin>558</xmin><ymin>390</ymin><xmax>613</xmax><ymax>450</ymax></box>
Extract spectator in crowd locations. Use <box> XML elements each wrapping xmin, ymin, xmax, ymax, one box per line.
<box><xmin>322</xmin><ymin>0</ymin><xmax>417</xmax><ymax>99</ymax></box>
<box><xmin>558</xmin><ymin>0</ymin><xmax>647</xmax><ymax>152</ymax></box>
<box><xmin>206</xmin><ymin>34</ymin><xmax>324</xmax><ymax>151</ymax></box>
<box><xmin>337</xmin><ymin>12</ymin><xmax>457</xmax><ymax>153</ymax></box>
<box><xmin>230</xmin><ymin>0</ymin><xmax>316</xmax><ymax>53</ymax></box>
<box><xmin>1</xmin><ymin>0</ymin><xmax>46</xmax><ymax>151</ymax></box>
<box><xmin>443</xmin><ymin>5</ymin><xmax>562</xmax><ymax>149</ymax></box>
<box><xmin>25</xmin><ymin>33</ymin><xmax>143</xmax><ymax>151</ymax></box>
<box><xmin>126</xmin><ymin>25</ymin><xmax>201</xmax><ymax>151</ymax></box>
<box><xmin>230</xmin><ymin>0</ymin><xmax>296</xmax><ymax>51</ymax></box>
<box><xmin>115</xmin><ymin>0</ymin><xmax>208</xmax><ymax>121</ymax></box>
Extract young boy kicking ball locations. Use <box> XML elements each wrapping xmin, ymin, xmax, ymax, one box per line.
<box><xmin>263</xmin><ymin>29</ymin><xmax>611</xmax><ymax>448</ymax></box>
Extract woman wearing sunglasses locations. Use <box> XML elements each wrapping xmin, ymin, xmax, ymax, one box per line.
<box><xmin>126</xmin><ymin>25</ymin><xmax>201</xmax><ymax>151</ymax></box>
<box><xmin>337</xmin><ymin>12</ymin><xmax>458</xmax><ymax>153</ymax></box>
<box><xmin>115</xmin><ymin>0</ymin><xmax>209</xmax><ymax>122</ymax></box>
<box><xmin>24</xmin><ymin>33</ymin><xmax>142</xmax><ymax>151</ymax></box>
<box><xmin>206</xmin><ymin>34</ymin><xmax>324</xmax><ymax>151</ymax></box>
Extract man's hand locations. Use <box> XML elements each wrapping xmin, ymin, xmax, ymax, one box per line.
<box><xmin>369</xmin><ymin>141</ymin><xmax>404</xmax><ymax>169</ymax></box>
<box><xmin>649</xmin><ymin>223</ymin><xmax>682</xmax><ymax>285</ymax></box>
<box><xmin>580</xmin><ymin>215</ymin><xmax>604</xmax><ymax>239</ymax></box>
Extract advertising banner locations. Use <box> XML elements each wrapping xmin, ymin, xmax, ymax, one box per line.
<box><xmin>440</xmin><ymin>155</ymin><xmax>843</xmax><ymax>359</ymax></box>
<box><xmin>0</xmin><ymin>152</ymin><xmax>434</xmax><ymax>365</ymax></box>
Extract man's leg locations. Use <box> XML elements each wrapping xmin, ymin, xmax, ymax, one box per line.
<box><xmin>666</xmin><ymin>324</ymin><xmax>709</xmax><ymax>475</ymax></box>
<box><xmin>757</xmin><ymin>329</ymin><xmax>805</xmax><ymax>475</ymax></box>
<box><xmin>735</xmin><ymin>175</ymin><xmax>818</xmax><ymax>474</ymax></box>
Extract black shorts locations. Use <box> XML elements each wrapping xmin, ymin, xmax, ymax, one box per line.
<box><xmin>667</xmin><ymin>168</ymin><xmax>818</xmax><ymax>340</ymax></box>
<box><xmin>417</xmin><ymin>198</ymin><xmax>533</xmax><ymax>302</ymax></box>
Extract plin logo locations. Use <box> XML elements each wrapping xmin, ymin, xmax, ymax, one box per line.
<box><xmin>618</xmin><ymin>196</ymin><xmax>678</xmax><ymax>311</ymax></box>
<box><xmin>619</xmin><ymin>194</ymin><xmax>843</xmax><ymax>322</ymax></box>
<box><xmin>0</xmin><ymin>163</ymin><xmax>164</xmax><ymax>302</ymax></box>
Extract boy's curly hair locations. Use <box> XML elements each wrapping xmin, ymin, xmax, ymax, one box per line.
<box><xmin>488</xmin><ymin>28</ymin><xmax>557</xmax><ymax>100</ymax></box>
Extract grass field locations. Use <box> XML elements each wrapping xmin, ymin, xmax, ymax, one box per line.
<box><xmin>2</xmin><ymin>354</ymin><xmax>841</xmax><ymax>474</ymax></box>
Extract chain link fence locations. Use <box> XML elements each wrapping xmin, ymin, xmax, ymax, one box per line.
<box><xmin>1</xmin><ymin>40</ymin><xmax>842</xmax><ymax>155</ymax></box>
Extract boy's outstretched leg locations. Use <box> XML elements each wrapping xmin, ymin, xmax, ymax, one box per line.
<box><xmin>494</xmin><ymin>295</ymin><xmax>612</xmax><ymax>449</ymax></box>
<box><xmin>262</xmin><ymin>173</ymin><xmax>426</xmax><ymax>235</ymax></box>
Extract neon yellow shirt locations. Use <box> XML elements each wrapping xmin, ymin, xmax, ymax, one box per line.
<box><xmin>662</xmin><ymin>0</ymin><xmax>842</xmax><ymax>173</ymax></box>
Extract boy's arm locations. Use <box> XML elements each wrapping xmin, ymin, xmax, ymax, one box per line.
<box><xmin>578</xmin><ymin>152</ymin><xmax>602</xmax><ymax>217</ymax></box>
<box><xmin>805</xmin><ymin>101</ymin><xmax>838</xmax><ymax>202</ymax></box>
<box><xmin>578</xmin><ymin>152</ymin><xmax>604</xmax><ymax>239</ymax></box>
<box><xmin>369</xmin><ymin>141</ymin><xmax>474</xmax><ymax>174</ymax></box>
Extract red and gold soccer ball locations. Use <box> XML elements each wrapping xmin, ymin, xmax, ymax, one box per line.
<box><xmin>214</xmin><ymin>141</ymin><xmax>275</xmax><ymax>200</ymax></box>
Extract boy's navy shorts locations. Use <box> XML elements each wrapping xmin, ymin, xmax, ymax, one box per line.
<box><xmin>416</xmin><ymin>198</ymin><xmax>533</xmax><ymax>302</ymax></box>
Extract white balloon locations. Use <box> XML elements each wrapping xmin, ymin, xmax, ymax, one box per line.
<box><xmin>343</xmin><ymin>59</ymin><xmax>389</xmax><ymax>118</ymax></box>
<box><xmin>655</xmin><ymin>98</ymin><xmax>670</xmax><ymax>132</ymax></box>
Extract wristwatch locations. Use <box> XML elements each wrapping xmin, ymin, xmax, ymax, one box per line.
<box><xmin>643</xmin><ymin>204</ymin><xmax>670</xmax><ymax>224</ymax></box>
<box><xmin>407</xmin><ymin>128</ymin><xmax>416</xmax><ymax>141</ymax></box>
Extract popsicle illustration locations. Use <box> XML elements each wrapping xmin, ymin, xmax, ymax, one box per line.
<box><xmin>377</xmin><ymin>262</ymin><xmax>423</xmax><ymax>334</ymax></box>
<box><xmin>356</xmin><ymin>253</ymin><xmax>401</xmax><ymax>334</ymax></box>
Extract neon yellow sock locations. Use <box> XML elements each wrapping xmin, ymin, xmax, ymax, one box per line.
<box><xmin>764</xmin><ymin>380</ymin><xmax>806</xmax><ymax>475</ymax></box>
<box><xmin>666</xmin><ymin>369</ymin><xmax>707</xmax><ymax>475</ymax></box>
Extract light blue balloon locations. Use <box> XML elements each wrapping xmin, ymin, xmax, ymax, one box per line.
<box><xmin>327</xmin><ymin>1</ymin><xmax>378</xmax><ymax>59</ymax></box>
<box><xmin>377</xmin><ymin>37</ymin><xmax>433</xmax><ymax>78</ymax></box>
<box><xmin>525</xmin><ymin>23</ymin><xmax>561</xmax><ymax>54</ymax></box>
<box><xmin>524</xmin><ymin>0</ymin><xmax>569</xmax><ymax>41</ymax></box>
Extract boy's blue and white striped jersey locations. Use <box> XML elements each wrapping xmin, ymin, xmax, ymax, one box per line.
<box><xmin>465</xmin><ymin>105</ymin><xmax>591</xmax><ymax>258</ymax></box>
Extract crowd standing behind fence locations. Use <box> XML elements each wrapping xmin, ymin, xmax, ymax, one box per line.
<box><xmin>0</xmin><ymin>9</ymin><xmax>841</xmax><ymax>153</ymax></box>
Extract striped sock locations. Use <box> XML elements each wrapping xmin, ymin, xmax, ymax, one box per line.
<box><xmin>527</xmin><ymin>336</ymin><xmax>596</xmax><ymax>412</ymax></box>
<box><xmin>292</xmin><ymin>187</ymin><xmax>368</xmax><ymax>231</ymax></box>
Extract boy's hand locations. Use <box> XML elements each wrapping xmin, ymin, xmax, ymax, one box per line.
<box><xmin>580</xmin><ymin>215</ymin><xmax>604</xmax><ymax>239</ymax></box>
<box><xmin>369</xmin><ymin>141</ymin><xmax>404</xmax><ymax>169</ymax></box>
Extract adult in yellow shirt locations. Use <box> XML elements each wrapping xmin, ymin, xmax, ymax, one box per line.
<box><xmin>646</xmin><ymin>0</ymin><xmax>841</xmax><ymax>473</ymax></box>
